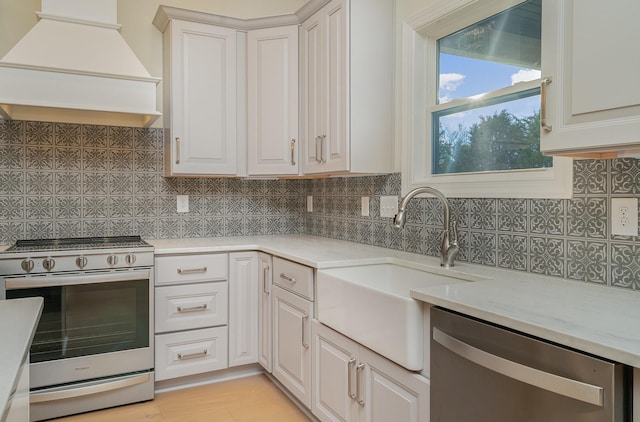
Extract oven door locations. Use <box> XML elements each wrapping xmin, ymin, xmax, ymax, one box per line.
<box><xmin>5</xmin><ymin>269</ymin><xmax>154</xmax><ymax>389</ymax></box>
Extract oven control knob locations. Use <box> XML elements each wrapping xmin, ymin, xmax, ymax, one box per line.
<box><xmin>43</xmin><ymin>258</ymin><xmax>56</xmax><ymax>271</ymax></box>
<box><xmin>125</xmin><ymin>254</ymin><xmax>136</xmax><ymax>266</ymax></box>
<box><xmin>76</xmin><ymin>256</ymin><xmax>88</xmax><ymax>269</ymax></box>
<box><xmin>21</xmin><ymin>259</ymin><xmax>35</xmax><ymax>273</ymax></box>
<box><xmin>107</xmin><ymin>254</ymin><xmax>118</xmax><ymax>266</ymax></box>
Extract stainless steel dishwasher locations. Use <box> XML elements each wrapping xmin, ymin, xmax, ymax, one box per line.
<box><xmin>431</xmin><ymin>307</ymin><xmax>632</xmax><ymax>422</ymax></box>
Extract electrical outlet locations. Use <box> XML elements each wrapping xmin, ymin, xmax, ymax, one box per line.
<box><xmin>361</xmin><ymin>196</ymin><xmax>370</xmax><ymax>217</ymax></box>
<box><xmin>307</xmin><ymin>195</ymin><xmax>313</xmax><ymax>213</ymax></box>
<box><xmin>380</xmin><ymin>196</ymin><xmax>399</xmax><ymax>218</ymax></box>
<box><xmin>611</xmin><ymin>198</ymin><xmax>638</xmax><ymax>236</ymax></box>
<box><xmin>176</xmin><ymin>195</ymin><xmax>189</xmax><ymax>213</ymax></box>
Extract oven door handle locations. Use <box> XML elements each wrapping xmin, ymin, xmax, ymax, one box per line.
<box><xmin>30</xmin><ymin>373</ymin><xmax>151</xmax><ymax>404</ymax></box>
<box><xmin>5</xmin><ymin>270</ymin><xmax>149</xmax><ymax>290</ymax></box>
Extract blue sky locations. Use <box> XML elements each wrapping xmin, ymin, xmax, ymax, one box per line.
<box><xmin>437</xmin><ymin>53</ymin><xmax>541</xmax><ymax>130</ymax></box>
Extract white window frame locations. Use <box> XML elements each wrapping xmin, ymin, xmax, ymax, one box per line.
<box><xmin>400</xmin><ymin>0</ymin><xmax>573</xmax><ymax>198</ymax></box>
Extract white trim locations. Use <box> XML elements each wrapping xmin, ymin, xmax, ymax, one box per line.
<box><xmin>400</xmin><ymin>0</ymin><xmax>573</xmax><ymax>199</ymax></box>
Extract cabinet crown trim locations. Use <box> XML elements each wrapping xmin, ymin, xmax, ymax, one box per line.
<box><xmin>153</xmin><ymin>1</ymin><xmax>331</xmax><ymax>32</ymax></box>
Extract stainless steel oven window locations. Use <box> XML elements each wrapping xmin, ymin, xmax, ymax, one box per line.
<box><xmin>6</xmin><ymin>272</ymin><xmax>150</xmax><ymax>363</ymax></box>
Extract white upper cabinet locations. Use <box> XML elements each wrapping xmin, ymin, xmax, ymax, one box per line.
<box><xmin>300</xmin><ymin>0</ymin><xmax>394</xmax><ymax>175</ymax></box>
<box><xmin>155</xmin><ymin>16</ymin><xmax>238</xmax><ymax>176</ymax></box>
<box><xmin>247</xmin><ymin>26</ymin><xmax>299</xmax><ymax>176</ymax></box>
<box><xmin>541</xmin><ymin>0</ymin><xmax>640</xmax><ymax>157</ymax></box>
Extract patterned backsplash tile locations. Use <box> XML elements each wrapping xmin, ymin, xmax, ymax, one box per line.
<box><xmin>0</xmin><ymin>120</ymin><xmax>305</xmax><ymax>241</ymax></box>
<box><xmin>1</xmin><ymin>119</ymin><xmax>639</xmax><ymax>290</ymax></box>
<box><xmin>305</xmin><ymin>160</ymin><xmax>640</xmax><ymax>290</ymax></box>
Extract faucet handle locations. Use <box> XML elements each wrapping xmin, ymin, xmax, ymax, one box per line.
<box><xmin>450</xmin><ymin>220</ymin><xmax>458</xmax><ymax>245</ymax></box>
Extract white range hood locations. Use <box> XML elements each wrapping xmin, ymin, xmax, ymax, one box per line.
<box><xmin>0</xmin><ymin>0</ymin><xmax>161</xmax><ymax>127</ymax></box>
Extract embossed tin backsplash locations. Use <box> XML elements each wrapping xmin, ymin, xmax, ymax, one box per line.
<box><xmin>1</xmin><ymin>120</ymin><xmax>638</xmax><ymax>290</ymax></box>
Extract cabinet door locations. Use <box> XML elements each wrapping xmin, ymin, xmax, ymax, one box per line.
<box><xmin>300</xmin><ymin>10</ymin><xmax>326</xmax><ymax>174</ymax></box>
<box><xmin>360</xmin><ymin>347</ymin><xmax>430</xmax><ymax>422</ymax></box>
<box><xmin>228</xmin><ymin>252</ymin><xmax>259</xmax><ymax>367</ymax></box>
<box><xmin>322</xmin><ymin>0</ymin><xmax>349</xmax><ymax>173</ymax></box>
<box><xmin>301</xmin><ymin>0</ymin><xmax>350</xmax><ymax>175</ymax></box>
<box><xmin>312</xmin><ymin>321</ymin><xmax>360</xmax><ymax>422</ymax></box>
<box><xmin>165</xmin><ymin>20</ymin><xmax>237</xmax><ymax>175</ymax></box>
<box><xmin>541</xmin><ymin>0</ymin><xmax>640</xmax><ymax>156</ymax></box>
<box><xmin>258</xmin><ymin>253</ymin><xmax>273</xmax><ymax>372</ymax></box>
<box><xmin>247</xmin><ymin>26</ymin><xmax>299</xmax><ymax>175</ymax></box>
<box><xmin>272</xmin><ymin>285</ymin><xmax>313</xmax><ymax>408</ymax></box>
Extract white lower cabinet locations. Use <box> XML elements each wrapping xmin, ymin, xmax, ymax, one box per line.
<box><xmin>154</xmin><ymin>253</ymin><xmax>229</xmax><ymax>381</ymax></box>
<box><xmin>258</xmin><ymin>253</ymin><xmax>273</xmax><ymax>372</ymax></box>
<box><xmin>272</xmin><ymin>284</ymin><xmax>313</xmax><ymax>408</ymax></box>
<box><xmin>228</xmin><ymin>252</ymin><xmax>259</xmax><ymax>367</ymax></box>
<box><xmin>312</xmin><ymin>320</ymin><xmax>430</xmax><ymax>422</ymax></box>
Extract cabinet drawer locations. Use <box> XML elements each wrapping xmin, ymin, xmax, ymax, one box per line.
<box><xmin>155</xmin><ymin>282</ymin><xmax>228</xmax><ymax>333</ymax></box>
<box><xmin>155</xmin><ymin>253</ymin><xmax>227</xmax><ymax>285</ymax></box>
<box><xmin>273</xmin><ymin>257</ymin><xmax>314</xmax><ymax>300</ymax></box>
<box><xmin>155</xmin><ymin>327</ymin><xmax>228</xmax><ymax>381</ymax></box>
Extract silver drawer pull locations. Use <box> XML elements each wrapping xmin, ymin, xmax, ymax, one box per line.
<box><xmin>177</xmin><ymin>350</ymin><xmax>208</xmax><ymax>360</ymax></box>
<box><xmin>280</xmin><ymin>273</ymin><xmax>296</xmax><ymax>283</ymax></box>
<box><xmin>177</xmin><ymin>267</ymin><xmax>207</xmax><ymax>275</ymax></box>
<box><xmin>177</xmin><ymin>304</ymin><xmax>208</xmax><ymax>313</ymax></box>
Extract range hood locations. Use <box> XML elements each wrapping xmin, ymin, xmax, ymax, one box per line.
<box><xmin>0</xmin><ymin>0</ymin><xmax>161</xmax><ymax>127</ymax></box>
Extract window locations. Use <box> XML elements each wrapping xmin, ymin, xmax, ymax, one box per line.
<box><xmin>401</xmin><ymin>0</ymin><xmax>572</xmax><ymax>198</ymax></box>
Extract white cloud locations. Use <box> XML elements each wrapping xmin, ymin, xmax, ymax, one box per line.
<box><xmin>511</xmin><ymin>69</ymin><xmax>541</xmax><ymax>85</ymax></box>
<box><xmin>440</xmin><ymin>73</ymin><xmax>465</xmax><ymax>92</ymax></box>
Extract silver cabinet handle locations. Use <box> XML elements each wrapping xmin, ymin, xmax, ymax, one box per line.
<box><xmin>356</xmin><ymin>363</ymin><xmax>365</xmax><ymax>406</ymax></box>
<box><xmin>263</xmin><ymin>264</ymin><xmax>270</xmax><ymax>294</ymax></box>
<box><xmin>432</xmin><ymin>327</ymin><xmax>604</xmax><ymax>406</ymax></box>
<box><xmin>177</xmin><ymin>350</ymin><xmax>208</xmax><ymax>360</ymax></box>
<box><xmin>315</xmin><ymin>136</ymin><xmax>322</xmax><ymax>163</ymax></box>
<box><xmin>177</xmin><ymin>304</ymin><xmax>208</xmax><ymax>313</ymax></box>
<box><xmin>301</xmin><ymin>314</ymin><xmax>309</xmax><ymax>349</ymax></box>
<box><xmin>320</xmin><ymin>134</ymin><xmax>327</xmax><ymax>163</ymax></box>
<box><xmin>347</xmin><ymin>358</ymin><xmax>357</xmax><ymax>400</ymax></box>
<box><xmin>175</xmin><ymin>137</ymin><xmax>181</xmax><ymax>164</ymax></box>
<box><xmin>177</xmin><ymin>267</ymin><xmax>207</xmax><ymax>275</ymax></box>
<box><xmin>290</xmin><ymin>139</ymin><xmax>296</xmax><ymax>165</ymax></box>
<box><xmin>279</xmin><ymin>273</ymin><xmax>296</xmax><ymax>283</ymax></box>
<box><xmin>541</xmin><ymin>77</ymin><xmax>552</xmax><ymax>133</ymax></box>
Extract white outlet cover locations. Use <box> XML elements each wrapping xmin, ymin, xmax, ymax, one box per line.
<box><xmin>611</xmin><ymin>197</ymin><xmax>638</xmax><ymax>236</ymax></box>
<box><xmin>177</xmin><ymin>195</ymin><xmax>189</xmax><ymax>213</ymax></box>
<box><xmin>307</xmin><ymin>195</ymin><xmax>313</xmax><ymax>213</ymax></box>
<box><xmin>361</xmin><ymin>196</ymin><xmax>370</xmax><ymax>217</ymax></box>
<box><xmin>380</xmin><ymin>196</ymin><xmax>399</xmax><ymax>218</ymax></box>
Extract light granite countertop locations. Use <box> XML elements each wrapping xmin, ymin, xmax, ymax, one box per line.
<box><xmin>149</xmin><ymin>235</ymin><xmax>640</xmax><ymax>368</ymax></box>
<box><xmin>1</xmin><ymin>297</ymin><xmax>43</xmax><ymax>421</ymax></box>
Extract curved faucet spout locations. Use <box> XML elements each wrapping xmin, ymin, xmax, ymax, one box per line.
<box><xmin>393</xmin><ymin>186</ymin><xmax>459</xmax><ymax>268</ymax></box>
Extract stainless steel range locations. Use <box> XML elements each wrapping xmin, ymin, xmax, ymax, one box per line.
<box><xmin>0</xmin><ymin>236</ymin><xmax>155</xmax><ymax>421</ymax></box>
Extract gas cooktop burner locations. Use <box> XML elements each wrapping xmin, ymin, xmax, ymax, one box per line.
<box><xmin>5</xmin><ymin>236</ymin><xmax>152</xmax><ymax>253</ymax></box>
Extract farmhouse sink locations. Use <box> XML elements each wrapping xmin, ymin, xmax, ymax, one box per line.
<box><xmin>316</xmin><ymin>263</ymin><xmax>480</xmax><ymax>371</ymax></box>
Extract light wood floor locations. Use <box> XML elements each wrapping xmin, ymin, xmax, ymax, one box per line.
<box><xmin>52</xmin><ymin>375</ymin><xmax>311</xmax><ymax>422</ymax></box>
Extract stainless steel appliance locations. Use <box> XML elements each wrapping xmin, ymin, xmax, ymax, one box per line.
<box><xmin>431</xmin><ymin>307</ymin><xmax>632</xmax><ymax>422</ymax></box>
<box><xmin>0</xmin><ymin>236</ymin><xmax>155</xmax><ymax>421</ymax></box>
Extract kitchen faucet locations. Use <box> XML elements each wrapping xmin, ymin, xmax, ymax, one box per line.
<box><xmin>393</xmin><ymin>186</ymin><xmax>459</xmax><ymax>268</ymax></box>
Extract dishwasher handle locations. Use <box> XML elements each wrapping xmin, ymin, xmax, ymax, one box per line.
<box><xmin>432</xmin><ymin>327</ymin><xmax>604</xmax><ymax>407</ymax></box>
